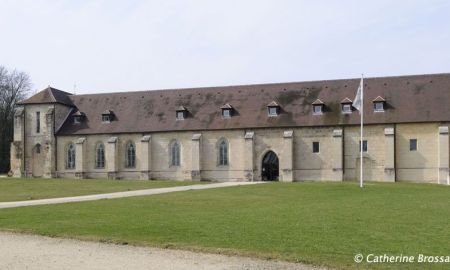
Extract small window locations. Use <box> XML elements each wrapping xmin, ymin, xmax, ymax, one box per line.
<box><xmin>35</xmin><ymin>144</ymin><xmax>41</xmax><ymax>154</ymax></box>
<box><xmin>176</xmin><ymin>111</ymin><xmax>185</xmax><ymax>120</ymax></box>
<box><xmin>374</xmin><ymin>102</ymin><xmax>384</xmax><ymax>112</ymax></box>
<box><xmin>312</xmin><ymin>142</ymin><xmax>320</xmax><ymax>153</ymax></box>
<box><xmin>222</xmin><ymin>109</ymin><xmax>231</xmax><ymax>118</ymax></box>
<box><xmin>410</xmin><ymin>139</ymin><xmax>417</xmax><ymax>151</ymax></box>
<box><xmin>74</xmin><ymin>116</ymin><xmax>81</xmax><ymax>124</ymax></box>
<box><xmin>359</xmin><ymin>140</ymin><xmax>368</xmax><ymax>152</ymax></box>
<box><xmin>313</xmin><ymin>105</ymin><xmax>323</xmax><ymax>114</ymax></box>
<box><xmin>342</xmin><ymin>104</ymin><xmax>352</xmax><ymax>113</ymax></box>
<box><xmin>268</xmin><ymin>107</ymin><xmax>278</xmax><ymax>116</ymax></box>
<box><xmin>102</xmin><ymin>115</ymin><xmax>111</xmax><ymax>122</ymax></box>
<box><xmin>36</xmin><ymin>111</ymin><xmax>40</xmax><ymax>133</ymax></box>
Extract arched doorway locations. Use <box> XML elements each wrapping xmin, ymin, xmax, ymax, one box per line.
<box><xmin>261</xmin><ymin>151</ymin><xmax>279</xmax><ymax>181</ymax></box>
<box><xmin>32</xmin><ymin>144</ymin><xmax>44</xmax><ymax>177</ymax></box>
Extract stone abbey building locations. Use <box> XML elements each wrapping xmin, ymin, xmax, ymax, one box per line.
<box><xmin>10</xmin><ymin>73</ymin><xmax>450</xmax><ymax>184</ymax></box>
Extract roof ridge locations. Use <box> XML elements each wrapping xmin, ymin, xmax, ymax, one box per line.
<box><xmin>67</xmin><ymin>72</ymin><xmax>450</xmax><ymax>97</ymax></box>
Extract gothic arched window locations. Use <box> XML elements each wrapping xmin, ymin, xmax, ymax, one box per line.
<box><xmin>125</xmin><ymin>141</ymin><xmax>136</xmax><ymax>168</ymax></box>
<box><xmin>170</xmin><ymin>141</ymin><xmax>181</xmax><ymax>166</ymax></box>
<box><xmin>66</xmin><ymin>143</ymin><xmax>76</xmax><ymax>169</ymax></box>
<box><xmin>218</xmin><ymin>138</ymin><xmax>229</xmax><ymax>166</ymax></box>
<box><xmin>95</xmin><ymin>143</ymin><xmax>105</xmax><ymax>169</ymax></box>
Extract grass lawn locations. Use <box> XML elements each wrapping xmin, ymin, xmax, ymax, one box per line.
<box><xmin>0</xmin><ymin>182</ymin><xmax>448</xmax><ymax>269</ymax></box>
<box><xmin>0</xmin><ymin>178</ymin><xmax>207</xmax><ymax>202</ymax></box>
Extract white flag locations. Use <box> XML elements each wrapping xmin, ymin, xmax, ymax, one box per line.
<box><xmin>352</xmin><ymin>78</ymin><xmax>363</xmax><ymax>111</ymax></box>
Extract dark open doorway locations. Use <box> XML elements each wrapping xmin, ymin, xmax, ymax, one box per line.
<box><xmin>261</xmin><ymin>151</ymin><xmax>279</xmax><ymax>181</ymax></box>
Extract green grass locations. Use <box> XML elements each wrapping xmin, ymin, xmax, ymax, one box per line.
<box><xmin>0</xmin><ymin>182</ymin><xmax>448</xmax><ymax>269</ymax></box>
<box><xmin>0</xmin><ymin>178</ymin><xmax>206</xmax><ymax>202</ymax></box>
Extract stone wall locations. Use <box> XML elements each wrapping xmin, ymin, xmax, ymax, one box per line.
<box><xmin>12</xmin><ymin>113</ymin><xmax>450</xmax><ymax>184</ymax></box>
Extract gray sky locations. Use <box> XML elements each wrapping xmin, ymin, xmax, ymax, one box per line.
<box><xmin>1</xmin><ymin>0</ymin><xmax>449</xmax><ymax>94</ymax></box>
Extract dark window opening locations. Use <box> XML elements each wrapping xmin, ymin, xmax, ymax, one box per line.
<box><xmin>410</xmin><ymin>139</ymin><xmax>417</xmax><ymax>151</ymax></box>
<box><xmin>102</xmin><ymin>115</ymin><xmax>111</xmax><ymax>122</ymax></box>
<box><xmin>359</xmin><ymin>140</ymin><xmax>368</xmax><ymax>152</ymax></box>
<box><xmin>313</xmin><ymin>142</ymin><xmax>320</xmax><ymax>153</ymax></box>
<box><xmin>36</xmin><ymin>111</ymin><xmax>40</xmax><ymax>133</ymax></box>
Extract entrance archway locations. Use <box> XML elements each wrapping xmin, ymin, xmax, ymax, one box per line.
<box><xmin>261</xmin><ymin>151</ymin><xmax>279</xmax><ymax>181</ymax></box>
<box><xmin>32</xmin><ymin>144</ymin><xmax>44</xmax><ymax>177</ymax></box>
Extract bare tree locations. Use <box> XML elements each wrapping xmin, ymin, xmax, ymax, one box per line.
<box><xmin>0</xmin><ymin>66</ymin><xmax>32</xmax><ymax>173</ymax></box>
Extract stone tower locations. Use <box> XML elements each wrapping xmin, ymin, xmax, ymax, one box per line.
<box><xmin>10</xmin><ymin>87</ymin><xmax>74</xmax><ymax>178</ymax></box>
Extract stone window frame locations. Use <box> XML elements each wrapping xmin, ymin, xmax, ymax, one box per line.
<box><xmin>65</xmin><ymin>143</ymin><xmax>76</xmax><ymax>170</ymax></box>
<box><xmin>169</xmin><ymin>140</ymin><xmax>181</xmax><ymax>167</ymax></box>
<box><xmin>125</xmin><ymin>141</ymin><xmax>136</xmax><ymax>168</ymax></box>
<box><xmin>95</xmin><ymin>142</ymin><xmax>105</xmax><ymax>169</ymax></box>
<box><xmin>217</xmin><ymin>138</ymin><xmax>229</xmax><ymax>167</ymax></box>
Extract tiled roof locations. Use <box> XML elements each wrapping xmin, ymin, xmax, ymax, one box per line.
<box><xmin>18</xmin><ymin>86</ymin><xmax>74</xmax><ymax>106</ymax></box>
<box><xmin>37</xmin><ymin>73</ymin><xmax>450</xmax><ymax>135</ymax></box>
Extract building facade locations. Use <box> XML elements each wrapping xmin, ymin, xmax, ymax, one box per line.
<box><xmin>10</xmin><ymin>73</ymin><xmax>450</xmax><ymax>184</ymax></box>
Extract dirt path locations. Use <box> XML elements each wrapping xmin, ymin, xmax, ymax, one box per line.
<box><xmin>0</xmin><ymin>232</ymin><xmax>324</xmax><ymax>270</ymax></box>
<box><xmin>0</xmin><ymin>182</ymin><xmax>264</xmax><ymax>209</ymax></box>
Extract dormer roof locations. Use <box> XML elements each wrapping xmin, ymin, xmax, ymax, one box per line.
<box><xmin>102</xmin><ymin>110</ymin><xmax>114</xmax><ymax>115</ymax></box>
<box><xmin>73</xmin><ymin>110</ymin><xmax>85</xmax><ymax>116</ymax></box>
<box><xmin>341</xmin><ymin>97</ymin><xmax>353</xmax><ymax>104</ymax></box>
<box><xmin>267</xmin><ymin>101</ymin><xmax>280</xmax><ymax>107</ymax></box>
<box><xmin>220</xmin><ymin>103</ymin><xmax>233</xmax><ymax>109</ymax></box>
<box><xmin>17</xmin><ymin>86</ymin><xmax>74</xmax><ymax>106</ymax></box>
<box><xmin>176</xmin><ymin>106</ymin><xmax>187</xmax><ymax>111</ymax></box>
<box><xmin>373</xmin><ymin>96</ymin><xmax>386</xmax><ymax>102</ymax></box>
<box><xmin>312</xmin><ymin>99</ymin><xmax>324</xmax><ymax>105</ymax></box>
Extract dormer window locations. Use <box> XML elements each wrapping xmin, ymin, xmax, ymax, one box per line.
<box><xmin>176</xmin><ymin>106</ymin><xmax>188</xmax><ymax>120</ymax></box>
<box><xmin>72</xmin><ymin>111</ymin><xmax>85</xmax><ymax>124</ymax></box>
<box><xmin>267</xmin><ymin>101</ymin><xmax>280</xmax><ymax>117</ymax></box>
<box><xmin>102</xmin><ymin>110</ymin><xmax>114</xmax><ymax>123</ymax></box>
<box><xmin>373</xmin><ymin>96</ymin><xmax>386</xmax><ymax>112</ymax></box>
<box><xmin>221</xmin><ymin>104</ymin><xmax>233</xmax><ymax>118</ymax></box>
<box><xmin>341</xmin><ymin>98</ymin><xmax>353</xmax><ymax>114</ymax></box>
<box><xmin>312</xmin><ymin>99</ymin><xmax>324</xmax><ymax>115</ymax></box>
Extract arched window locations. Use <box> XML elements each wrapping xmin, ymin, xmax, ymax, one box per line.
<box><xmin>95</xmin><ymin>143</ymin><xmax>105</xmax><ymax>169</ymax></box>
<box><xmin>35</xmin><ymin>144</ymin><xmax>41</xmax><ymax>154</ymax></box>
<box><xmin>66</xmin><ymin>143</ymin><xmax>76</xmax><ymax>169</ymax></box>
<box><xmin>170</xmin><ymin>141</ymin><xmax>181</xmax><ymax>166</ymax></box>
<box><xmin>125</xmin><ymin>141</ymin><xmax>136</xmax><ymax>168</ymax></box>
<box><xmin>218</xmin><ymin>139</ymin><xmax>229</xmax><ymax>166</ymax></box>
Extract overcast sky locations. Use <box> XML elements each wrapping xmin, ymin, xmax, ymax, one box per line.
<box><xmin>1</xmin><ymin>0</ymin><xmax>449</xmax><ymax>94</ymax></box>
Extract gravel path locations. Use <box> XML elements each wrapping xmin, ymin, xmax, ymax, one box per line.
<box><xmin>0</xmin><ymin>181</ymin><xmax>263</xmax><ymax>209</ymax></box>
<box><xmin>0</xmin><ymin>232</ymin><xmax>323</xmax><ymax>270</ymax></box>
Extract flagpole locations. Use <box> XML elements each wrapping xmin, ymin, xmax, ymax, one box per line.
<box><xmin>360</xmin><ymin>74</ymin><xmax>364</xmax><ymax>188</ymax></box>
